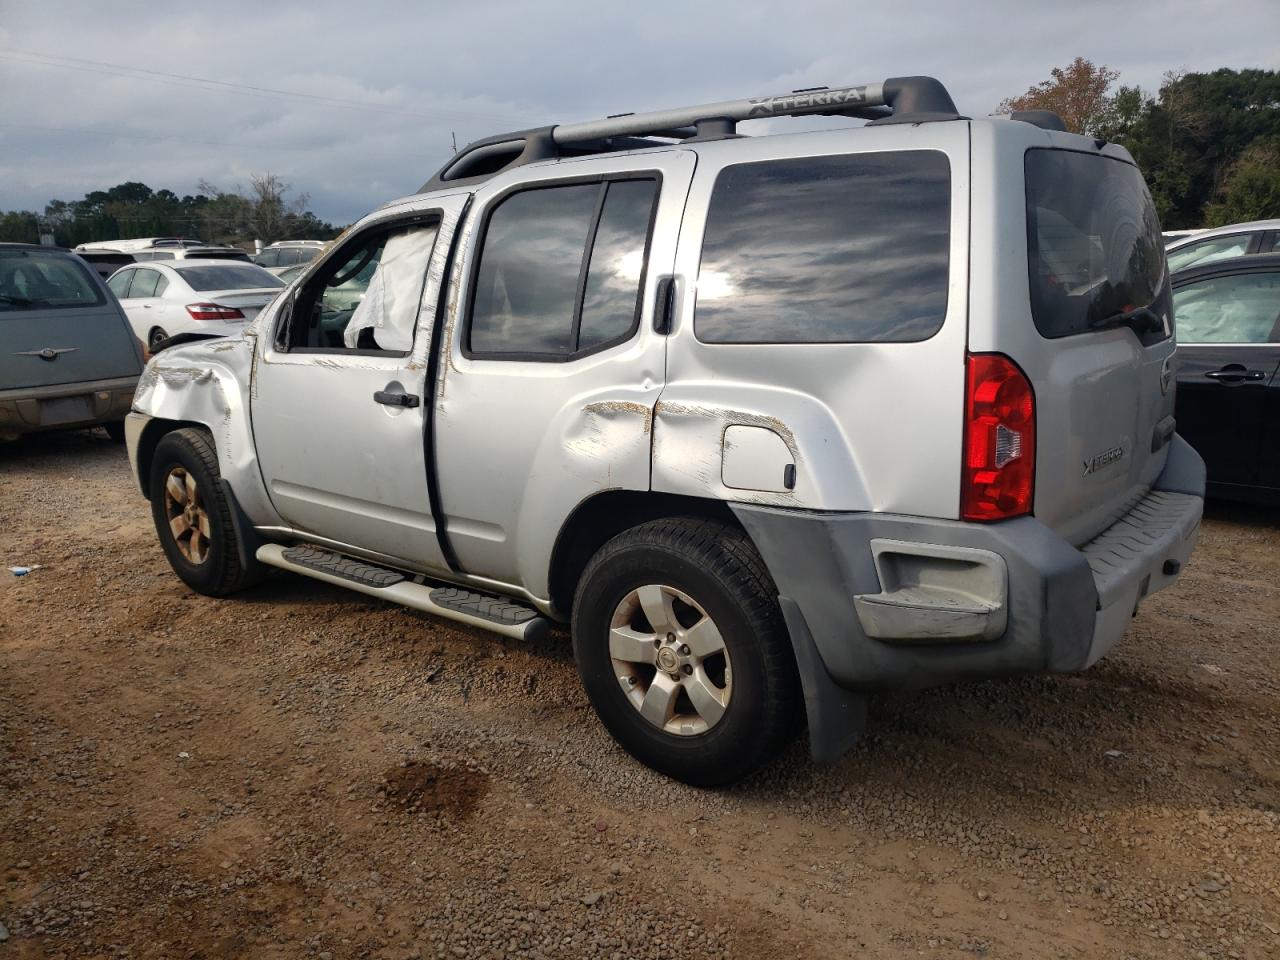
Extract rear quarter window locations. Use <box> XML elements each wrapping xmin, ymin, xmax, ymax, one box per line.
<box><xmin>694</xmin><ymin>150</ymin><xmax>951</xmax><ymax>344</ymax></box>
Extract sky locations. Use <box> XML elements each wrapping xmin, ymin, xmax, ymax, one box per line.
<box><xmin>2</xmin><ymin>0</ymin><xmax>1278</xmax><ymax>226</ymax></box>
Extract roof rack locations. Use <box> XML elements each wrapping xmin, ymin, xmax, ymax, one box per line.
<box><xmin>421</xmin><ymin>75</ymin><xmax>962</xmax><ymax>192</ymax></box>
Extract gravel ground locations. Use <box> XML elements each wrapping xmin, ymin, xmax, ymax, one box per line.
<box><xmin>1</xmin><ymin>429</ymin><xmax>1277</xmax><ymax>960</ymax></box>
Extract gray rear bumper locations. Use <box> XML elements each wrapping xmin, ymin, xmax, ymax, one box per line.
<box><xmin>0</xmin><ymin>375</ymin><xmax>139</xmax><ymax>438</ymax></box>
<box><xmin>733</xmin><ymin>434</ymin><xmax>1205</xmax><ymax>756</ymax></box>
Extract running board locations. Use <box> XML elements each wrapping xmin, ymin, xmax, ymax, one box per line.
<box><xmin>256</xmin><ymin>543</ymin><xmax>550</xmax><ymax>642</ymax></box>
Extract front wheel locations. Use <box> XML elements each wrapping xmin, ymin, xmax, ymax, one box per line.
<box><xmin>572</xmin><ymin>518</ymin><xmax>801</xmax><ymax>786</ymax></box>
<box><xmin>148</xmin><ymin>327</ymin><xmax>170</xmax><ymax>350</ymax></box>
<box><xmin>148</xmin><ymin>427</ymin><xmax>262</xmax><ymax>596</ymax></box>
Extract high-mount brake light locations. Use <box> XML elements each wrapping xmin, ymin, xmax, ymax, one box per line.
<box><xmin>961</xmin><ymin>353</ymin><xmax>1036</xmax><ymax>522</ymax></box>
<box><xmin>185</xmin><ymin>303</ymin><xmax>244</xmax><ymax>321</ymax></box>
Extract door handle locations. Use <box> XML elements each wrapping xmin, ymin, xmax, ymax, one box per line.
<box><xmin>1204</xmin><ymin>366</ymin><xmax>1266</xmax><ymax>383</ymax></box>
<box><xmin>653</xmin><ymin>276</ymin><xmax>676</xmax><ymax>334</ymax></box>
<box><xmin>373</xmin><ymin>390</ymin><xmax>420</xmax><ymax>408</ymax></box>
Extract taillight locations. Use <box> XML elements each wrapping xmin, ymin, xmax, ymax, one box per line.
<box><xmin>961</xmin><ymin>352</ymin><xmax>1035</xmax><ymax>522</ymax></box>
<box><xmin>185</xmin><ymin>303</ymin><xmax>244</xmax><ymax>321</ymax></box>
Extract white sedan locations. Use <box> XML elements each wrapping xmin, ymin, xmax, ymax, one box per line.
<box><xmin>106</xmin><ymin>259</ymin><xmax>285</xmax><ymax>350</ymax></box>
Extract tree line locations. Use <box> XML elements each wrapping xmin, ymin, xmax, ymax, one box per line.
<box><xmin>1000</xmin><ymin>62</ymin><xmax>1280</xmax><ymax>229</ymax></box>
<box><xmin>0</xmin><ymin>173</ymin><xmax>340</xmax><ymax>248</ymax></box>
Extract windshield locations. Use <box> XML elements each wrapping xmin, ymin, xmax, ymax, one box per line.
<box><xmin>1025</xmin><ymin>149</ymin><xmax>1170</xmax><ymax>340</ymax></box>
<box><xmin>174</xmin><ymin>264</ymin><xmax>285</xmax><ymax>292</ymax></box>
<box><xmin>0</xmin><ymin>248</ymin><xmax>105</xmax><ymax>311</ymax></box>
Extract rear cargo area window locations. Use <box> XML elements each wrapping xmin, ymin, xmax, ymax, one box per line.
<box><xmin>0</xmin><ymin>249</ymin><xmax>104</xmax><ymax>311</ymax></box>
<box><xmin>1025</xmin><ymin>149</ymin><xmax>1169</xmax><ymax>340</ymax></box>
<box><xmin>694</xmin><ymin>151</ymin><xmax>951</xmax><ymax>344</ymax></box>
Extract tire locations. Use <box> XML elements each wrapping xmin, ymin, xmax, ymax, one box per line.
<box><xmin>572</xmin><ymin>517</ymin><xmax>801</xmax><ymax>786</ymax></box>
<box><xmin>102</xmin><ymin>421</ymin><xmax>126</xmax><ymax>443</ymax></box>
<box><xmin>148</xmin><ymin>327</ymin><xmax>169</xmax><ymax>350</ymax></box>
<box><xmin>148</xmin><ymin>427</ymin><xmax>262</xmax><ymax>596</ymax></box>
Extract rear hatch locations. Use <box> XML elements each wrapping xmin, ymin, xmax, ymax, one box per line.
<box><xmin>1</xmin><ymin>248</ymin><xmax>142</xmax><ymax>391</ymax></box>
<box><xmin>1014</xmin><ymin>147</ymin><xmax>1175</xmax><ymax>545</ymax></box>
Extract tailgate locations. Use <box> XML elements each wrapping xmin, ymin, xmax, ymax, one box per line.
<box><xmin>1020</xmin><ymin>147</ymin><xmax>1174</xmax><ymax>545</ymax></box>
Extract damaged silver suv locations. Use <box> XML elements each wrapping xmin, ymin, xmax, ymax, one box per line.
<box><xmin>126</xmin><ymin>77</ymin><xmax>1205</xmax><ymax>785</ymax></box>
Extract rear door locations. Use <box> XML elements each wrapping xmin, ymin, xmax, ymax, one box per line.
<box><xmin>1173</xmin><ymin>265</ymin><xmax>1280</xmax><ymax>490</ymax></box>
<box><xmin>972</xmin><ymin>131</ymin><xmax>1177</xmax><ymax>545</ymax></box>
<box><xmin>432</xmin><ymin>151</ymin><xmax>695</xmax><ymax>593</ymax></box>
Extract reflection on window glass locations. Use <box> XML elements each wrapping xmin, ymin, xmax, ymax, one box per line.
<box><xmin>128</xmin><ymin>269</ymin><xmax>161</xmax><ymax>299</ymax></box>
<box><xmin>579</xmin><ymin>180</ymin><xmax>657</xmax><ymax>351</ymax></box>
<box><xmin>176</xmin><ymin>264</ymin><xmax>284</xmax><ymax>292</ymax></box>
<box><xmin>1166</xmin><ymin>235</ymin><xmax>1252</xmax><ymax>273</ymax></box>
<box><xmin>0</xmin><ymin>250</ymin><xmax>105</xmax><ymax>311</ymax></box>
<box><xmin>1174</xmin><ymin>272</ymin><xmax>1280</xmax><ymax>343</ymax></box>
<box><xmin>471</xmin><ymin>184</ymin><xmax>599</xmax><ymax>355</ymax></box>
<box><xmin>695</xmin><ymin>151</ymin><xmax>951</xmax><ymax>344</ymax></box>
<box><xmin>1026</xmin><ymin>149</ymin><xmax>1168</xmax><ymax>339</ymax></box>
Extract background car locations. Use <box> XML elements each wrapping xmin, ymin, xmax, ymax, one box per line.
<box><xmin>253</xmin><ymin>240</ymin><xmax>327</xmax><ymax>274</ymax></box>
<box><xmin>1166</xmin><ymin>219</ymin><xmax>1280</xmax><ymax>272</ymax></box>
<box><xmin>1173</xmin><ymin>251</ymin><xmax>1280</xmax><ymax>503</ymax></box>
<box><xmin>0</xmin><ymin>243</ymin><xmax>143</xmax><ymax>441</ymax></box>
<box><xmin>76</xmin><ymin>249</ymin><xmax>136</xmax><ymax>280</ymax></box>
<box><xmin>106</xmin><ymin>259</ymin><xmax>285</xmax><ymax>349</ymax></box>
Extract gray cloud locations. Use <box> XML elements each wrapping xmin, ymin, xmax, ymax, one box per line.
<box><xmin>1</xmin><ymin>0</ymin><xmax>1277</xmax><ymax>225</ymax></box>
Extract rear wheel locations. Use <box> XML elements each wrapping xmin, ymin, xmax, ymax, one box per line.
<box><xmin>572</xmin><ymin>518</ymin><xmax>801</xmax><ymax>786</ymax></box>
<box><xmin>148</xmin><ymin>427</ymin><xmax>262</xmax><ymax>596</ymax></box>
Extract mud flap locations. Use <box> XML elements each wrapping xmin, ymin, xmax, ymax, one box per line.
<box><xmin>219</xmin><ymin>479</ymin><xmax>261</xmax><ymax>574</ymax></box>
<box><xmin>778</xmin><ymin>596</ymin><xmax>868</xmax><ymax>763</ymax></box>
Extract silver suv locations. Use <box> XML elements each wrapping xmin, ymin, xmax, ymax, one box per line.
<box><xmin>125</xmin><ymin>77</ymin><xmax>1205</xmax><ymax>785</ymax></box>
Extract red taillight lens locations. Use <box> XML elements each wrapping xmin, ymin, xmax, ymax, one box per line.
<box><xmin>962</xmin><ymin>352</ymin><xmax>1035</xmax><ymax>522</ymax></box>
<box><xmin>185</xmin><ymin>303</ymin><xmax>245</xmax><ymax>321</ymax></box>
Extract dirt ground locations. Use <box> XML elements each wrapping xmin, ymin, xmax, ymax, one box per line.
<box><xmin>1</xmin><ymin>430</ymin><xmax>1277</xmax><ymax>960</ymax></box>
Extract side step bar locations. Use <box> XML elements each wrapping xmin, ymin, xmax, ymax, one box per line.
<box><xmin>256</xmin><ymin>543</ymin><xmax>550</xmax><ymax>642</ymax></box>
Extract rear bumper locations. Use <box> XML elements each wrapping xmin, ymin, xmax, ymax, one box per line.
<box><xmin>734</xmin><ymin>433</ymin><xmax>1206</xmax><ymax>695</ymax></box>
<box><xmin>0</xmin><ymin>375</ymin><xmax>139</xmax><ymax>438</ymax></box>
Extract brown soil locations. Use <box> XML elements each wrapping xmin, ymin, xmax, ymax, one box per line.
<box><xmin>1</xmin><ymin>430</ymin><xmax>1277</xmax><ymax>960</ymax></box>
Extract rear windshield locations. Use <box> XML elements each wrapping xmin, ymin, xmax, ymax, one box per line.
<box><xmin>695</xmin><ymin>150</ymin><xmax>951</xmax><ymax>344</ymax></box>
<box><xmin>175</xmin><ymin>264</ymin><xmax>285</xmax><ymax>291</ymax></box>
<box><xmin>0</xmin><ymin>249</ymin><xmax>105</xmax><ymax>312</ymax></box>
<box><xmin>1025</xmin><ymin>149</ymin><xmax>1170</xmax><ymax>340</ymax></box>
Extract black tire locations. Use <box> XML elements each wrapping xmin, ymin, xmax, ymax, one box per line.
<box><xmin>102</xmin><ymin>421</ymin><xmax>126</xmax><ymax>443</ymax></box>
<box><xmin>572</xmin><ymin>517</ymin><xmax>801</xmax><ymax>786</ymax></box>
<box><xmin>148</xmin><ymin>327</ymin><xmax>169</xmax><ymax>350</ymax></box>
<box><xmin>148</xmin><ymin>427</ymin><xmax>262</xmax><ymax>596</ymax></box>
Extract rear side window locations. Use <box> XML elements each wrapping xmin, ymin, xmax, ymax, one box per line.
<box><xmin>468</xmin><ymin>177</ymin><xmax>659</xmax><ymax>358</ymax></box>
<box><xmin>1166</xmin><ymin>234</ymin><xmax>1253</xmax><ymax>273</ymax></box>
<box><xmin>1173</xmin><ymin>272</ymin><xmax>1280</xmax><ymax>343</ymax></box>
<box><xmin>1025</xmin><ymin>149</ymin><xmax>1169</xmax><ymax>340</ymax></box>
<box><xmin>695</xmin><ymin>151</ymin><xmax>951</xmax><ymax>344</ymax></box>
<box><xmin>0</xmin><ymin>250</ymin><xmax>105</xmax><ymax>311</ymax></box>
<box><xmin>127</xmin><ymin>270</ymin><xmax>161</xmax><ymax>298</ymax></box>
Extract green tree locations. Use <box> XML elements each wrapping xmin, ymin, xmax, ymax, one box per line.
<box><xmin>1205</xmin><ymin>141</ymin><xmax>1280</xmax><ymax>225</ymax></box>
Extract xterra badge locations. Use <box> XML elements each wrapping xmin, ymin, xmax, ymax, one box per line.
<box><xmin>1082</xmin><ymin>446</ymin><xmax>1125</xmax><ymax>477</ymax></box>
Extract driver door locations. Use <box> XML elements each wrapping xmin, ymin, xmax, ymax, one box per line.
<box><xmin>251</xmin><ymin>196</ymin><xmax>467</xmax><ymax>572</ymax></box>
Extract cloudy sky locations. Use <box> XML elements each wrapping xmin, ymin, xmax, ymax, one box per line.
<box><xmin>2</xmin><ymin>0</ymin><xmax>1277</xmax><ymax>225</ymax></box>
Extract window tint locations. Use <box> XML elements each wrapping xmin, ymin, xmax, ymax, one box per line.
<box><xmin>149</xmin><ymin>251</ymin><xmax>175</xmax><ymax>261</ymax></box>
<box><xmin>1174</xmin><ymin>272</ymin><xmax>1280</xmax><ymax>343</ymax></box>
<box><xmin>175</xmin><ymin>264</ymin><xmax>284</xmax><ymax>292</ymax></box>
<box><xmin>1167</xmin><ymin>234</ymin><xmax>1253</xmax><ymax>273</ymax></box>
<box><xmin>695</xmin><ymin>152</ymin><xmax>951</xmax><ymax>344</ymax></box>
<box><xmin>0</xmin><ymin>250</ymin><xmax>105</xmax><ymax>311</ymax></box>
<box><xmin>579</xmin><ymin>180</ymin><xmax>658</xmax><ymax>351</ymax></box>
<box><xmin>283</xmin><ymin>221</ymin><xmax>437</xmax><ymax>352</ymax></box>
<box><xmin>470</xmin><ymin>183</ymin><xmax>599</xmax><ymax>356</ymax></box>
<box><xmin>297</xmin><ymin>247</ymin><xmax>320</xmax><ymax>263</ymax></box>
<box><xmin>469</xmin><ymin>178</ymin><xmax>659</xmax><ymax>357</ymax></box>
<box><xmin>127</xmin><ymin>269</ymin><xmax>161</xmax><ymax>299</ymax></box>
<box><xmin>154</xmin><ymin>275</ymin><xmax>169</xmax><ymax>297</ymax></box>
<box><xmin>1025</xmin><ymin>149</ymin><xmax>1168</xmax><ymax>340</ymax></box>
<box><xmin>256</xmin><ymin>249</ymin><xmax>280</xmax><ymax>267</ymax></box>
<box><xmin>107</xmin><ymin>270</ymin><xmax>133</xmax><ymax>298</ymax></box>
